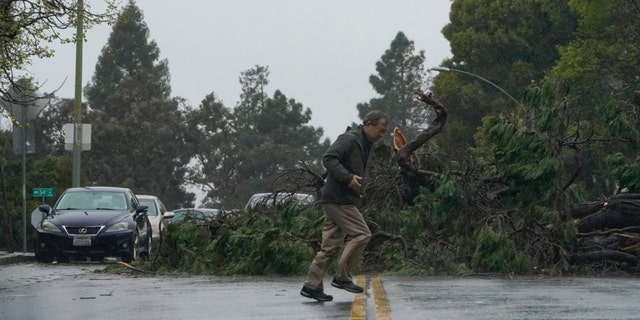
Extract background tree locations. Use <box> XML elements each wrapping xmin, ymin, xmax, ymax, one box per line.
<box><xmin>188</xmin><ymin>65</ymin><xmax>329</xmax><ymax>209</ymax></box>
<box><xmin>551</xmin><ymin>0</ymin><xmax>640</xmax><ymax>196</ymax></box>
<box><xmin>432</xmin><ymin>0</ymin><xmax>577</xmax><ymax>156</ymax></box>
<box><xmin>242</xmin><ymin>89</ymin><xmax>328</xmax><ymax>187</ymax></box>
<box><xmin>230</xmin><ymin>83</ymin><xmax>329</xmax><ymax>207</ymax></box>
<box><xmin>137</xmin><ymin>1</ymin><xmax>640</xmax><ymax>276</ymax></box>
<box><xmin>1</xmin><ymin>83</ymin><xmax>76</xmax><ymax>251</ymax></box>
<box><xmin>235</xmin><ymin>65</ymin><xmax>269</xmax><ymax>129</ymax></box>
<box><xmin>0</xmin><ymin>145</ymin><xmax>66</xmax><ymax>251</ymax></box>
<box><xmin>357</xmin><ymin>31</ymin><xmax>428</xmax><ymax>139</ymax></box>
<box><xmin>83</xmin><ymin>1</ymin><xmax>193</xmax><ymax>208</ymax></box>
<box><xmin>184</xmin><ymin>93</ymin><xmax>238</xmax><ymax>208</ymax></box>
<box><xmin>0</xmin><ymin>0</ymin><xmax>118</xmax><ymax>106</ymax></box>
<box><xmin>30</xmin><ymin>98</ymin><xmax>77</xmax><ymax>157</ymax></box>
<box><xmin>225</xmin><ymin>65</ymin><xmax>271</xmax><ymax>207</ymax></box>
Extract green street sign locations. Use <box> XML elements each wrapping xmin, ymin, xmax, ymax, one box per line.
<box><xmin>32</xmin><ymin>188</ymin><xmax>54</xmax><ymax>198</ymax></box>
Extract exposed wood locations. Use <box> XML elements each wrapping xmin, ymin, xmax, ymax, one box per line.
<box><xmin>605</xmin><ymin>199</ymin><xmax>640</xmax><ymax>213</ymax></box>
<box><xmin>570</xmin><ymin>201</ymin><xmax>605</xmax><ymax>219</ymax></box>
<box><xmin>571</xmin><ymin>196</ymin><xmax>640</xmax><ymax>269</ymax></box>
<box><xmin>574</xmin><ymin>201</ymin><xmax>640</xmax><ymax>233</ymax></box>
<box><xmin>396</xmin><ymin>90</ymin><xmax>448</xmax><ymax>174</ymax></box>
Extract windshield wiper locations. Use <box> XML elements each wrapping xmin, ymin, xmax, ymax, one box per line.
<box><xmin>95</xmin><ymin>207</ymin><xmax>116</xmax><ymax>210</ymax></box>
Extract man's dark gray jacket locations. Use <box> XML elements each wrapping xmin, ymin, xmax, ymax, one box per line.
<box><xmin>320</xmin><ymin>126</ymin><xmax>372</xmax><ymax>208</ymax></box>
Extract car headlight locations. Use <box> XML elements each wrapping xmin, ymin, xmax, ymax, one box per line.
<box><xmin>41</xmin><ymin>221</ymin><xmax>62</xmax><ymax>232</ymax></box>
<box><xmin>105</xmin><ymin>221</ymin><xmax>130</xmax><ymax>232</ymax></box>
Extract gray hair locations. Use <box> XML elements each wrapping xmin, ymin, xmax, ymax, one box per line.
<box><xmin>362</xmin><ymin>110</ymin><xmax>388</xmax><ymax>126</ymax></box>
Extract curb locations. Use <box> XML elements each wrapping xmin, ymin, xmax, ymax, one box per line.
<box><xmin>0</xmin><ymin>252</ymin><xmax>36</xmax><ymax>266</ymax></box>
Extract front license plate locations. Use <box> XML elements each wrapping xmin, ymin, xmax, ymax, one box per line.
<box><xmin>73</xmin><ymin>236</ymin><xmax>91</xmax><ymax>246</ymax></box>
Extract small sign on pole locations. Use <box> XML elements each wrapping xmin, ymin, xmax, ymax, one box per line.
<box><xmin>63</xmin><ymin>123</ymin><xmax>92</xmax><ymax>151</ymax></box>
<box><xmin>32</xmin><ymin>188</ymin><xmax>54</xmax><ymax>203</ymax></box>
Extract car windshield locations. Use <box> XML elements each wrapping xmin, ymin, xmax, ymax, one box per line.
<box><xmin>200</xmin><ymin>209</ymin><xmax>218</xmax><ymax>218</ymax></box>
<box><xmin>55</xmin><ymin>191</ymin><xmax>128</xmax><ymax>211</ymax></box>
<box><xmin>172</xmin><ymin>209</ymin><xmax>218</xmax><ymax>222</ymax></box>
<box><xmin>138</xmin><ymin>198</ymin><xmax>158</xmax><ymax>216</ymax></box>
<box><xmin>172</xmin><ymin>209</ymin><xmax>199</xmax><ymax>222</ymax></box>
<box><xmin>244</xmin><ymin>193</ymin><xmax>314</xmax><ymax>210</ymax></box>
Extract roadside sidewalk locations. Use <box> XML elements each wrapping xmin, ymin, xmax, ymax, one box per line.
<box><xmin>0</xmin><ymin>251</ymin><xmax>35</xmax><ymax>266</ymax></box>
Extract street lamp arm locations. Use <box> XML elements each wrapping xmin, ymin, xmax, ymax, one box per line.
<box><xmin>430</xmin><ymin>67</ymin><xmax>451</xmax><ymax>72</ymax></box>
<box><xmin>429</xmin><ymin>67</ymin><xmax>520</xmax><ymax>106</ymax></box>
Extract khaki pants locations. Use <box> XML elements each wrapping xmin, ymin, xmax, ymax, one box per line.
<box><xmin>304</xmin><ymin>204</ymin><xmax>371</xmax><ymax>291</ymax></box>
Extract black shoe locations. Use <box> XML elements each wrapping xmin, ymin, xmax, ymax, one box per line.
<box><xmin>331</xmin><ymin>277</ymin><xmax>364</xmax><ymax>293</ymax></box>
<box><xmin>300</xmin><ymin>286</ymin><xmax>333</xmax><ymax>302</ymax></box>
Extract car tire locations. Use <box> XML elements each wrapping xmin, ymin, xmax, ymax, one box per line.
<box><xmin>140</xmin><ymin>227</ymin><xmax>152</xmax><ymax>259</ymax></box>
<box><xmin>121</xmin><ymin>231</ymin><xmax>139</xmax><ymax>263</ymax></box>
<box><xmin>56</xmin><ymin>254</ymin><xmax>70</xmax><ymax>263</ymax></box>
<box><xmin>34</xmin><ymin>243</ymin><xmax>54</xmax><ymax>263</ymax></box>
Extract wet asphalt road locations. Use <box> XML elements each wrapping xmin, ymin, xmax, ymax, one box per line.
<box><xmin>1</xmin><ymin>263</ymin><xmax>640</xmax><ymax>320</ymax></box>
<box><xmin>382</xmin><ymin>276</ymin><xmax>640</xmax><ymax>320</ymax></box>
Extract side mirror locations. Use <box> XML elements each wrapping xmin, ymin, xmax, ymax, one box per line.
<box><xmin>134</xmin><ymin>205</ymin><xmax>149</xmax><ymax>220</ymax></box>
<box><xmin>163</xmin><ymin>211</ymin><xmax>174</xmax><ymax>220</ymax></box>
<box><xmin>39</xmin><ymin>205</ymin><xmax>51</xmax><ymax>216</ymax></box>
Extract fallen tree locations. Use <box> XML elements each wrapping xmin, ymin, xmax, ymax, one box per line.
<box><xmin>572</xmin><ymin>193</ymin><xmax>640</xmax><ymax>268</ymax></box>
<box><xmin>575</xmin><ymin>199</ymin><xmax>640</xmax><ymax>233</ymax></box>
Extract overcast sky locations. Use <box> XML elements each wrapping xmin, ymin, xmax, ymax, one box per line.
<box><xmin>26</xmin><ymin>0</ymin><xmax>452</xmax><ymax>141</ymax></box>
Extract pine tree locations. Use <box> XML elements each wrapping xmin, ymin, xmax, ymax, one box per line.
<box><xmin>188</xmin><ymin>66</ymin><xmax>328</xmax><ymax>208</ymax></box>
<box><xmin>357</xmin><ymin>32</ymin><xmax>427</xmax><ymax>138</ymax></box>
<box><xmin>83</xmin><ymin>1</ymin><xmax>192</xmax><ymax>208</ymax></box>
<box><xmin>184</xmin><ymin>92</ymin><xmax>238</xmax><ymax>208</ymax></box>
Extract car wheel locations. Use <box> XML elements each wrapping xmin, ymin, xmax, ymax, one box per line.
<box><xmin>122</xmin><ymin>231</ymin><xmax>139</xmax><ymax>263</ymax></box>
<box><xmin>34</xmin><ymin>243</ymin><xmax>54</xmax><ymax>263</ymax></box>
<box><xmin>56</xmin><ymin>254</ymin><xmax>70</xmax><ymax>263</ymax></box>
<box><xmin>140</xmin><ymin>228</ymin><xmax>152</xmax><ymax>259</ymax></box>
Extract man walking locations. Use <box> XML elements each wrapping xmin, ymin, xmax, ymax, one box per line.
<box><xmin>301</xmin><ymin>110</ymin><xmax>388</xmax><ymax>301</ymax></box>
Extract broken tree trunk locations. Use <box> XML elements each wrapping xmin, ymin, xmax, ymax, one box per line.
<box><xmin>396</xmin><ymin>90</ymin><xmax>448</xmax><ymax>174</ymax></box>
<box><xmin>391</xmin><ymin>90</ymin><xmax>448</xmax><ymax>204</ymax></box>
<box><xmin>571</xmin><ymin>194</ymin><xmax>640</xmax><ymax>268</ymax></box>
<box><xmin>570</xmin><ymin>201</ymin><xmax>606</xmax><ymax>219</ymax></box>
<box><xmin>575</xmin><ymin>200</ymin><xmax>640</xmax><ymax>233</ymax></box>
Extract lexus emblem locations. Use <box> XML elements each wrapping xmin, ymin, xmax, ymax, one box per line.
<box><xmin>78</xmin><ymin>227</ymin><xmax>88</xmax><ymax>234</ymax></box>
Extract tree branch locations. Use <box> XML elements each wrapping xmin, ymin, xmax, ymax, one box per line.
<box><xmin>396</xmin><ymin>90</ymin><xmax>448</xmax><ymax>173</ymax></box>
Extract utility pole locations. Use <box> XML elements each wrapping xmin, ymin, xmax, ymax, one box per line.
<box><xmin>21</xmin><ymin>101</ymin><xmax>26</xmax><ymax>252</ymax></box>
<box><xmin>72</xmin><ymin>0</ymin><xmax>84</xmax><ymax>187</ymax></box>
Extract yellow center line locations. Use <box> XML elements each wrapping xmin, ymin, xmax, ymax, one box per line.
<box><xmin>349</xmin><ymin>275</ymin><xmax>367</xmax><ymax>320</ymax></box>
<box><xmin>372</xmin><ymin>276</ymin><xmax>392</xmax><ymax>320</ymax></box>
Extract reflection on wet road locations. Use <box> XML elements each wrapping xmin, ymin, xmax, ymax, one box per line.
<box><xmin>1</xmin><ymin>264</ymin><xmax>640</xmax><ymax>319</ymax></box>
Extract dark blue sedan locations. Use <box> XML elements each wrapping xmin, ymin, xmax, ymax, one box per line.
<box><xmin>32</xmin><ymin>186</ymin><xmax>152</xmax><ymax>263</ymax></box>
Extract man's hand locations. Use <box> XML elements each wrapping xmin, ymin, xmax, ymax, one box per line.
<box><xmin>348</xmin><ymin>175</ymin><xmax>363</xmax><ymax>189</ymax></box>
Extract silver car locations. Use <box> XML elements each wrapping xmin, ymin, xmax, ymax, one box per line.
<box><xmin>136</xmin><ymin>195</ymin><xmax>169</xmax><ymax>240</ymax></box>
